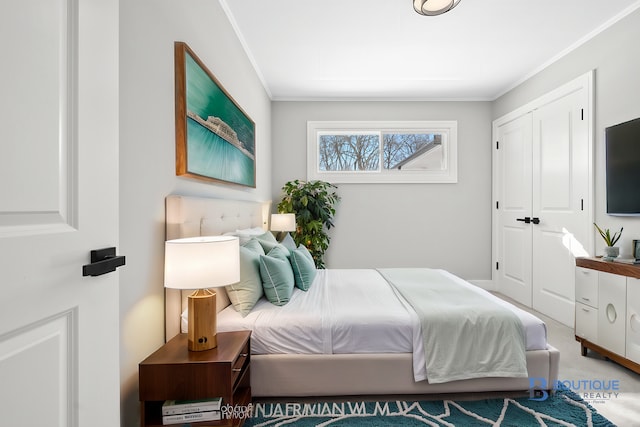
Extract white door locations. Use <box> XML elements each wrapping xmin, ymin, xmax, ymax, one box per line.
<box><xmin>493</xmin><ymin>72</ymin><xmax>593</xmax><ymax>327</ymax></box>
<box><xmin>0</xmin><ymin>1</ymin><xmax>119</xmax><ymax>426</ymax></box>
<box><xmin>532</xmin><ymin>88</ymin><xmax>591</xmax><ymax>326</ymax></box>
<box><xmin>495</xmin><ymin>114</ymin><xmax>533</xmax><ymax>306</ymax></box>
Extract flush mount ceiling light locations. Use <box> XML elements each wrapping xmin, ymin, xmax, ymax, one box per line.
<box><xmin>413</xmin><ymin>0</ymin><xmax>461</xmax><ymax>16</ymax></box>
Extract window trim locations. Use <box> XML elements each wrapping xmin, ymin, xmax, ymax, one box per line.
<box><xmin>307</xmin><ymin>120</ymin><xmax>458</xmax><ymax>183</ymax></box>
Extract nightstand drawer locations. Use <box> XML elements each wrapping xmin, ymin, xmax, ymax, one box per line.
<box><xmin>232</xmin><ymin>341</ymin><xmax>250</xmax><ymax>388</ymax></box>
<box><xmin>575</xmin><ymin>267</ymin><xmax>598</xmax><ymax>308</ymax></box>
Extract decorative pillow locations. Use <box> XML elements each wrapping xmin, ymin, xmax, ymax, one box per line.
<box><xmin>289</xmin><ymin>245</ymin><xmax>317</xmax><ymax>291</ymax></box>
<box><xmin>242</xmin><ymin>237</ymin><xmax>265</xmax><ymax>255</ymax></box>
<box><xmin>225</xmin><ymin>246</ymin><xmax>264</xmax><ymax>316</ymax></box>
<box><xmin>279</xmin><ymin>233</ymin><xmax>297</xmax><ymax>251</ymax></box>
<box><xmin>255</xmin><ymin>231</ymin><xmax>285</xmax><ymax>253</ymax></box>
<box><xmin>224</xmin><ymin>227</ymin><xmax>267</xmax><ymax>244</ymax></box>
<box><xmin>259</xmin><ymin>246</ymin><xmax>294</xmax><ymax>306</ymax></box>
<box><xmin>257</xmin><ymin>231</ymin><xmax>278</xmax><ymax>243</ymax></box>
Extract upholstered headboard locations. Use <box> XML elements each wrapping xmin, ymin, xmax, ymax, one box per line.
<box><xmin>164</xmin><ymin>195</ymin><xmax>271</xmax><ymax>341</ymax></box>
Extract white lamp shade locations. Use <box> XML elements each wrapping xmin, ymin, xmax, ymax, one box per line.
<box><xmin>270</xmin><ymin>213</ymin><xmax>296</xmax><ymax>232</ymax></box>
<box><xmin>164</xmin><ymin>236</ymin><xmax>240</xmax><ymax>290</ymax></box>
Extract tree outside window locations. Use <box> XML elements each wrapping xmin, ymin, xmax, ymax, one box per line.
<box><xmin>308</xmin><ymin>121</ymin><xmax>456</xmax><ymax>183</ymax></box>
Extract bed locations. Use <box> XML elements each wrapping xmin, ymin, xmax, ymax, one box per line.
<box><xmin>165</xmin><ymin>194</ymin><xmax>559</xmax><ymax>397</ymax></box>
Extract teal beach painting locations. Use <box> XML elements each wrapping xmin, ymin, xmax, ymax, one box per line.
<box><xmin>174</xmin><ymin>42</ymin><xmax>256</xmax><ymax>187</ymax></box>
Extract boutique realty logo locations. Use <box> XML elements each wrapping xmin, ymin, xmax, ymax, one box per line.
<box><xmin>529</xmin><ymin>377</ymin><xmax>621</xmax><ymax>403</ymax></box>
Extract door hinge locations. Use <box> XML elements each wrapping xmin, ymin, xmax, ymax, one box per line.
<box><xmin>581</xmin><ymin>109</ymin><xmax>584</xmax><ymax>121</ymax></box>
<box><xmin>581</xmin><ymin>198</ymin><xmax>584</xmax><ymax>211</ymax></box>
<box><xmin>496</xmin><ymin>141</ymin><xmax>499</xmax><ymax>149</ymax></box>
<box><xmin>496</xmin><ymin>201</ymin><xmax>499</xmax><ymax>209</ymax></box>
<box><xmin>496</xmin><ymin>262</ymin><xmax>499</xmax><ymax>270</ymax></box>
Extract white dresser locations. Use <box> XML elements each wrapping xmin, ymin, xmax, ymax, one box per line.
<box><xmin>575</xmin><ymin>257</ymin><xmax>640</xmax><ymax>374</ymax></box>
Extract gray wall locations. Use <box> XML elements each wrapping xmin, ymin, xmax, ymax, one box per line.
<box><xmin>493</xmin><ymin>7</ymin><xmax>640</xmax><ymax>257</ymax></box>
<box><xmin>119</xmin><ymin>1</ymin><xmax>272</xmax><ymax>425</ymax></box>
<box><xmin>271</xmin><ymin>7</ymin><xmax>640</xmax><ymax>281</ymax></box>
<box><xmin>272</xmin><ymin>101</ymin><xmax>493</xmax><ymax>280</ymax></box>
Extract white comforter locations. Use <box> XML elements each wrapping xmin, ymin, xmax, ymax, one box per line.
<box><xmin>187</xmin><ymin>269</ymin><xmax>548</xmax><ymax>382</ymax></box>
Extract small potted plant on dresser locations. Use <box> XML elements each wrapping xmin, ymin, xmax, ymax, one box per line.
<box><xmin>594</xmin><ymin>223</ymin><xmax>623</xmax><ymax>261</ymax></box>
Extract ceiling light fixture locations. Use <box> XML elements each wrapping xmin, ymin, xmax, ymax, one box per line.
<box><xmin>413</xmin><ymin>0</ymin><xmax>461</xmax><ymax>16</ymax></box>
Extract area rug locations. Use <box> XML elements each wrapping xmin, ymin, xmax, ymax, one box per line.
<box><xmin>243</xmin><ymin>390</ymin><xmax>615</xmax><ymax>426</ymax></box>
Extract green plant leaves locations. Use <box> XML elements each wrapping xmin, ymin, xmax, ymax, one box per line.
<box><xmin>593</xmin><ymin>223</ymin><xmax>623</xmax><ymax>247</ymax></box>
<box><xmin>277</xmin><ymin>180</ymin><xmax>340</xmax><ymax>269</ymax></box>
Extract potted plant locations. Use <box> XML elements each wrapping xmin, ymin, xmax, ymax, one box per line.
<box><xmin>277</xmin><ymin>180</ymin><xmax>340</xmax><ymax>268</ymax></box>
<box><xmin>594</xmin><ymin>223</ymin><xmax>623</xmax><ymax>260</ymax></box>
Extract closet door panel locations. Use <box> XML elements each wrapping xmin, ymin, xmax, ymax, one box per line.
<box><xmin>495</xmin><ymin>114</ymin><xmax>533</xmax><ymax>306</ymax></box>
<box><xmin>532</xmin><ymin>87</ymin><xmax>590</xmax><ymax>327</ymax></box>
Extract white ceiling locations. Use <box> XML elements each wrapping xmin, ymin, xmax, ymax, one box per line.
<box><xmin>221</xmin><ymin>0</ymin><xmax>640</xmax><ymax>101</ymax></box>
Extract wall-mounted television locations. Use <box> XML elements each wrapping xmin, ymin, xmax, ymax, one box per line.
<box><xmin>606</xmin><ymin>117</ymin><xmax>640</xmax><ymax>215</ymax></box>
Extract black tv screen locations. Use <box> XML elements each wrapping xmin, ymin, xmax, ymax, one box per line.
<box><xmin>606</xmin><ymin>117</ymin><xmax>640</xmax><ymax>215</ymax></box>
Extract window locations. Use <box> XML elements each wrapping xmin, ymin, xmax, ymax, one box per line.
<box><xmin>307</xmin><ymin>121</ymin><xmax>457</xmax><ymax>183</ymax></box>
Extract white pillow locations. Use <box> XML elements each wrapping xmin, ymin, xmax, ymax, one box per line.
<box><xmin>223</xmin><ymin>227</ymin><xmax>266</xmax><ymax>244</ymax></box>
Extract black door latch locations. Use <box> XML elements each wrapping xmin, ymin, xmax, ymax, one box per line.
<box><xmin>82</xmin><ymin>247</ymin><xmax>126</xmax><ymax>277</ymax></box>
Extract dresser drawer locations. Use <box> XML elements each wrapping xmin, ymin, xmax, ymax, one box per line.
<box><xmin>575</xmin><ymin>302</ymin><xmax>598</xmax><ymax>342</ymax></box>
<box><xmin>575</xmin><ymin>267</ymin><xmax>598</xmax><ymax>308</ymax></box>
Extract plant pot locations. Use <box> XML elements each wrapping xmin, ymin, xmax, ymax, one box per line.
<box><xmin>603</xmin><ymin>246</ymin><xmax>620</xmax><ymax>260</ymax></box>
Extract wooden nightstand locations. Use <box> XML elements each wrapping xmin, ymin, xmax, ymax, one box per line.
<box><xmin>139</xmin><ymin>331</ymin><xmax>251</xmax><ymax>427</ymax></box>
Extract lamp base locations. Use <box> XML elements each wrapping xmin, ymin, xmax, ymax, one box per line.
<box><xmin>187</xmin><ymin>289</ymin><xmax>217</xmax><ymax>351</ymax></box>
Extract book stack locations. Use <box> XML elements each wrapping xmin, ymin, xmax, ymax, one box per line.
<box><xmin>162</xmin><ymin>397</ymin><xmax>222</xmax><ymax>425</ymax></box>
<box><xmin>612</xmin><ymin>258</ymin><xmax>640</xmax><ymax>265</ymax></box>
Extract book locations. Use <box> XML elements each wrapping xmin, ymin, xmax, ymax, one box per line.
<box><xmin>162</xmin><ymin>410</ymin><xmax>221</xmax><ymax>425</ymax></box>
<box><xmin>162</xmin><ymin>397</ymin><xmax>222</xmax><ymax>415</ymax></box>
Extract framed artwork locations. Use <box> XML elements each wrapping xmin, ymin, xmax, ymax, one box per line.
<box><xmin>174</xmin><ymin>42</ymin><xmax>256</xmax><ymax>187</ymax></box>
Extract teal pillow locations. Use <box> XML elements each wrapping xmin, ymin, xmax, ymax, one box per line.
<box><xmin>259</xmin><ymin>246</ymin><xmax>294</xmax><ymax>306</ymax></box>
<box><xmin>257</xmin><ymin>231</ymin><xmax>278</xmax><ymax>243</ymax></box>
<box><xmin>242</xmin><ymin>238</ymin><xmax>265</xmax><ymax>255</ymax></box>
<box><xmin>289</xmin><ymin>245</ymin><xmax>317</xmax><ymax>291</ymax></box>
<box><xmin>279</xmin><ymin>233</ymin><xmax>297</xmax><ymax>251</ymax></box>
<box><xmin>225</xmin><ymin>246</ymin><xmax>264</xmax><ymax>316</ymax></box>
<box><xmin>255</xmin><ymin>231</ymin><xmax>292</xmax><ymax>254</ymax></box>
<box><xmin>258</xmin><ymin>240</ymin><xmax>291</xmax><ymax>256</ymax></box>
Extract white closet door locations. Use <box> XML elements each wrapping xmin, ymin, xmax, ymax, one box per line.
<box><xmin>495</xmin><ymin>114</ymin><xmax>533</xmax><ymax>306</ymax></box>
<box><xmin>493</xmin><ymin>71</ymin><xmax>593</xmax><ymax>327</ymax></box>
<box><xmin>531</xmin><ymin>86</ymin><xmax>591</xmax><ymax>327</ymax></box>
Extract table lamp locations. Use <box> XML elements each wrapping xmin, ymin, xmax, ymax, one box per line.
<box><xmin>270</xmin><ymin>213</ymin><xmax>296</xmax><ymax>241</ymax></box>
<box><xmin>164</xmin><ymin>236</ymin><xmax>240</xmax><ymax>351</ymax></box>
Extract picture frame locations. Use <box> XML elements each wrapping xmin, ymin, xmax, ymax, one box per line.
<box><xmin>174</xmin><ymin>42</ymin><xmax>256</xmax><ymax>187</ymax></box>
